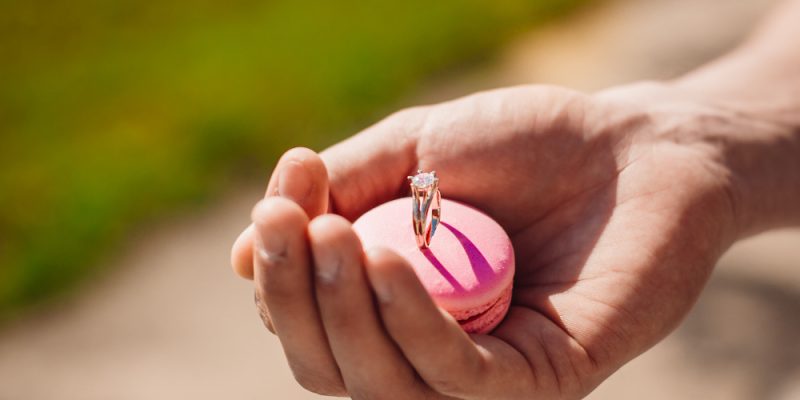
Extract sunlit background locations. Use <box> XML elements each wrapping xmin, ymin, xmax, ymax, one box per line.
<box><xmin>1</xmin><ymin>0</ymin><xmax>799</xmax><ymax>399</ymax></box>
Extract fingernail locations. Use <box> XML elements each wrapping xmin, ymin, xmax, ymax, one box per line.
<box><xmin>314</xmin><ymin>246</ymin><xmax>341</xmax><ymax>284</ymax></box>
<box><xmin>278</xmin><ymin>161</ymin><xmax>313</xmax><ymax>205</ymax></box>
<box><xmin>253</xmin><ymin>227</ymin><xmax>287</xmax><ymax>264</ymax></box>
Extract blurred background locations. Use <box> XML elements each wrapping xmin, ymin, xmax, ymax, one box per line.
<box><xmin>0</xmin><ymin>0</ymin><xmax>798</xmax><ymax>398</ymax></box>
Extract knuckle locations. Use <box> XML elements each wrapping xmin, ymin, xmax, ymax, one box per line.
<box><xmin>258</xmin><ymin>279</ymin><xmax>295</xmax><ymax>308</ymax></box>
<box><xmin>348</xmin><ymin>389</ymin><xmax>386</xmax><ymax>400</ymax></box>
<box><xmin>425</xmin><ymin>357</ymin><xmax>484</xmax><ymax>397</ymax></box>
<box><xmin>427</xmin><ymin>375</ymin><xmax>469</xmax><ymax>397</ymax></box>
<box><xmin>258</xmin><ymin>264</ymin><xmax>305</xmax><ymax>303</ymax></box>
<box><xmin>386</xmin><ymin>106</ymin><xmax>424</xmax><ymax>124</ymax></box>
<box><xmin>382</xmin><ymin>106</ymin><xmax>430</xmax><ymax>136</ymax></box>
<box><xmin>253</xmin><ymin>291</ymin><xmax>276</xmax><ymax>334</ymax></box>
<box><xmin>253</xmin><ymin>251</ymin><xmax>284</xmax><ymax>279</ymax></box>
<box><xmin>261</xmin><ymin>284</ymin><xmax>299</xmax><ymax>309</ymax></box>
<box><xmin>292</xmin><ymin>368</ymin><xmax>347</xmax><ymax>396</ymax></box>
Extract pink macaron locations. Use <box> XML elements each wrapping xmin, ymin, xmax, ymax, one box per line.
<box><xmin>353</xmin><ymin>198</ymin><xmax>515</xmax><ymax>334</ymax></box>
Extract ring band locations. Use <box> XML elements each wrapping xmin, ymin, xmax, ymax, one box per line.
<box><xmin>408</xmin><ymin>170</ymin><xmax>441</xmax><ymax>249</ymax></box>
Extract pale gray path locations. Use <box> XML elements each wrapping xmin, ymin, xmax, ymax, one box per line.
<box><xmin>0</xmin><ymin>188</ymin><xmax>321</xmax><ymax>399</ymax></box>
<box><xmin>2</xmin><ymin>0</ymin><xmax>798</xmax><ymax>399</ymax></box>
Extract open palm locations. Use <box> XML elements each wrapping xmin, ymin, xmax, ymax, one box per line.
<box><xmin>232</xmin><ymin>84</ymin><xmax>737</xmax><ymax>399</ymax></box>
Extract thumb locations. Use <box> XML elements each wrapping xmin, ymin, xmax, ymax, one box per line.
<box><xmin>231</xmin><ymin>147</ymin><xmax>329</xmax><ymax>279</ymax></box>
<box><xmin>321</xmin><ymin>108</ymin><xmax>422</xmax><ymax>220</ymax></box>
<box><xmin>264</xmin><ymin>147</ymin><xmax>330</xmax><ymax>217</ymax></box>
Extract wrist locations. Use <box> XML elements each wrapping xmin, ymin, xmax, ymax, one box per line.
<box><xmin>720</xmin><ymin>120</ymin><xmax>800</xmax><ymax>238</ymax></box>
<box><xmin>667</xmin><ymin>78</ymin><xmax>800</xmax><ymax>238</ymax></box>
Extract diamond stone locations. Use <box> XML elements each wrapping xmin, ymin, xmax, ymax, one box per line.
<box><xmin>411</xmin><ymin>172</ymin><xmax>436</xmax><ymax>189</ymax></box>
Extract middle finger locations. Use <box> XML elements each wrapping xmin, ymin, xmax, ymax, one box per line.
<box><xmin>308</xmin><ymin>214</ymin><xmax>434</xmax><ymax>399</ymax></box>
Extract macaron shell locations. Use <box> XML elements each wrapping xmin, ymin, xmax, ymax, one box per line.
<box><xmin>353</xmin><ymin>198</ymin><xmax>515</xmax><ymax>331</ymax></box>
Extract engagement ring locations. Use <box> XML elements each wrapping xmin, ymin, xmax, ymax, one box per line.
<box><xmin>408</xmin><ymin>169</ymin><xmax>441</xmax><ymax>249</ymax></box>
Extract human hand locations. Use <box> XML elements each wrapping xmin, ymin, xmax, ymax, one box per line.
<box><xmin>230</xmin><ymin>83</ymin><xmax>778</xmax><ymax>398</ymax></box>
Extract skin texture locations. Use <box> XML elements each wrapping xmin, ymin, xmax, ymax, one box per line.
<box><xmin>230</xmin><ymin>2</ymin><xmax>800</xmax><ymax>398</ymax></box>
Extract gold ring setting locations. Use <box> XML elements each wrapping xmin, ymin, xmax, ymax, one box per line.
<box><xmin>408</xmin><ymin>169</ymin><xmax>441</xmax><ymax>249</ymax></box>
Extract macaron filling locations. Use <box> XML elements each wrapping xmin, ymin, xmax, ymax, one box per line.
<box><xmin>450</xmin><ymin>285</ymin><xmax>513</xmax><ymax>333</ymax></box>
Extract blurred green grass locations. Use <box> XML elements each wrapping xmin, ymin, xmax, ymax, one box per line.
<box><xmin>0</xmin><ymin>0</ymin><xmax>584</xmax><ymax>320</ymax></box>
